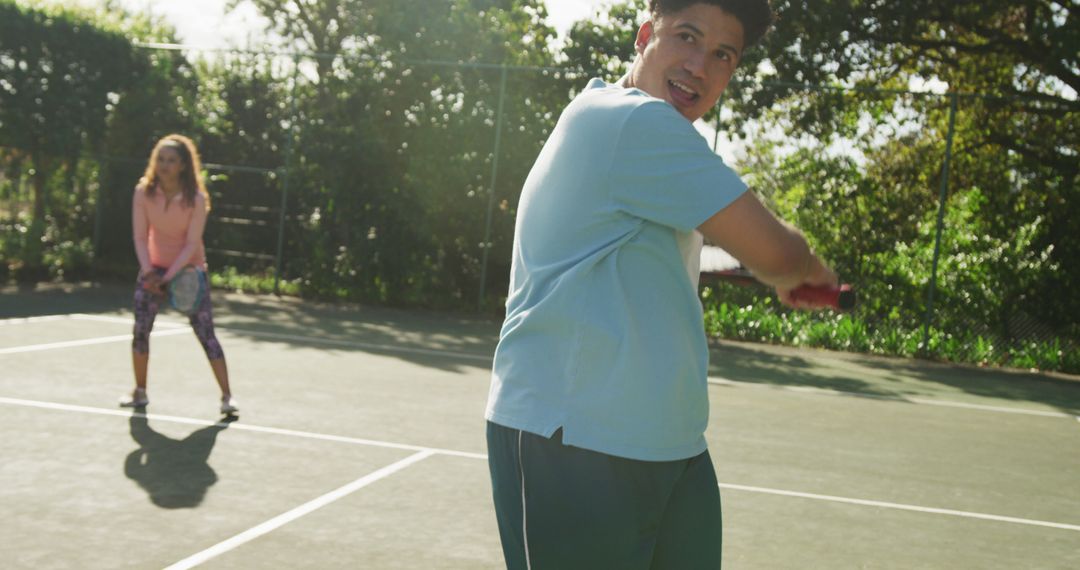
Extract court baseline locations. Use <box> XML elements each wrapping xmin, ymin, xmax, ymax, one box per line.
<box><xmin>718</xmin><ymin>483</ymin><xmax>1080</xmax><ymax>532</ymax></box>
<box><xmin>4</xmin><ymin>313</ymin><xmax>495</xmax><ymax>363</ymax></box>
<box><xmin>707</xmin><ymin>377</ymin><xmax>1077</xmax><ymax>420</ymax></box>
<box><xmin>0</xmin><ymin>328</ymin><xmax>190</xmax><ymax>355</ymax></box>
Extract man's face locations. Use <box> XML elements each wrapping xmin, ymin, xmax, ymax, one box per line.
<box><xmin>627</xmin><ymin>3</ymin><xmax>745</xmax><ymax>122</ymax></box>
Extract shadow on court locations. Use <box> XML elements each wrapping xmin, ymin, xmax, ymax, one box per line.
<box><xmin>0</xmin><ymin>281</ymin><xmax>500</xmax><ymax>374</ymax></box>
<box><xmin>710</xmin><ymin>340</ymin><xmax>1080</xmax><ymax>415</ymax></box>
<box><xmin>125</xmin><ymin>413</ymin><xmax>234</xmax><ymax>509</ymax></box>
<box><xmin>7</xmin><ymin>281</ymin><xmax>1077</xmax><ymax>412</ymax></box>
<box><xmin>0</xmin><ymin>281</ymin><xmax>132</xmax><ymax>318</ymax></box>
<box><xmin>211</xmin><ymin>294</ymin><xmax>499</xmax><ymax>373</ymax></box>
<box><xmin>711</xmin><ymin>343</ymin><xmax>887</xmax><ymax>395</ymax></box>
<box><xmin>857</xmin><ymin>355</ymin><xmax>1080</xmax><ymax>414</ymax></box>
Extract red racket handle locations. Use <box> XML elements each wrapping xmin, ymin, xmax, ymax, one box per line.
<box><xmin>789</xmin><ymin>284</ymin><xmax>856</xmax><ymax>311</ymax></box>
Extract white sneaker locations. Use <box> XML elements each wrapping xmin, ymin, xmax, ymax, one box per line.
<box><xmin>120</xmin><ymin>389</ymin><xmax>149</xmax><ymax>408</ymax></box>
<box><xmin>220</xmin><ymin>396</ymin><xmax>239</xmax><ymax>414</ymax></box>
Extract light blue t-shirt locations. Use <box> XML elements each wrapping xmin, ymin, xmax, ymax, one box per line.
<box><xmin>485</xmin><ymin>78</ymin><xmax>747</xmax><ymax>461</ymax></box>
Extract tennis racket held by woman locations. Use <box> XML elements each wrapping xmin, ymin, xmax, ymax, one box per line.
<box><xmin>167</xmin><ymin>266</ymin><xmax>208</xmax><ymax>315</ymax></box>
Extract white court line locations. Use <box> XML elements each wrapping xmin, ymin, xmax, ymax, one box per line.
<box><xmin>0</xmin><ymin>313</ymin><xmax>185</xmax><ymax>329</ymax></box>
<box><xmin>708</xmin><ymin>376</ymin><xmax>1077</xmax><ymax>419</ymax></box>
<box><xmin>3</xmin><ymin>396</ymin><xmax>1079</xmax><ymax>534</ymax></box>
<box><xmin>62</xmin><ymin>314</ymin><xmax>492</xmax><ymax>363</ymax></box>
<box><xmin>719</xmin><ymin>483</ymin><xmax>1080</xmax><ymax>532</ymax></box>
<box><xmin>904</xmin><ymin>396</ymin><xmax>1077</xmax><ymax>418</ymax></box>
<box><xmin>164</xmin><ymin>450</ymin><xmax>436</xmax><ymax>570</ymax></box>
<box><xmin>211</xmin><ymin>327</ymin><xmax>493</xmax><ymax>363</ymax></box>
<box><xmin>0</xmin><ymin>328</ymin><xmax>190</xmax><ymax>355</ymax></box>
<box><xmin>0</xmin><ymin>315</ymin><xmax>71</xmax><ymax>326</ymax></box>
<box><xmin>0</xmin><ymin>397</ymin><xmax>487</xmax><ymax>460</ymax></box>
<box><xmin>71</xmin><ymin>313</ymin><xmax>187</xmax><ymax>328</ymax></box>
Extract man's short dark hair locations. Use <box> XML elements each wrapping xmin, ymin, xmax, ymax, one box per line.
<box><xmin>648</xmin><ymin>0</ymin><xmax>775</xmax><ymax>48</ymax></box>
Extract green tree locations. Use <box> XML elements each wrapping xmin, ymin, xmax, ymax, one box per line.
<box><xmin>232</xmin><ymin>0</ymin><xmax>375</xmax><ymax>89</ymax></box>
<box><xmin>761</xmin><ymin>0</ymin><xmax>1077</xmax><ymax>324</ymax></box>
<box><xmin>233</xmin><ymin>0</ymin><xmax>566</xmax><ymax>307</ymax></box>
<box><xmin>562</xmin><ymin>1</ymin><xmax>640</xmax><ymax>78</ymax></box>
<box><xmin>0</xmin><ymin>0</ymin><xmax>141</xmax><ymax>272</ymax></box>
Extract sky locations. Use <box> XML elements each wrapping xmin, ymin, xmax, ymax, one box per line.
<box><xmin>78</xmin><ymin>0</ymin><xmax>617</xmax><ymax>49</ymax></box>
<box><xmin>544</xmin><ymin>0</ymin><xmax>614</xmax><ymax>37</ymax></box>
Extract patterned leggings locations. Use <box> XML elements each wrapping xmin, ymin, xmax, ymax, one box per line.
<box><xmin>132</xmin><ymin>267</ymin><xmax>225</xmax><ymax>360</ymax></box>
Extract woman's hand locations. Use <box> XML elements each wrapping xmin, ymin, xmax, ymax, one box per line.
<box><xmin>141</xmin><ymin>270</ymin><xmax>165</xmax><ymax>297</ymax></box>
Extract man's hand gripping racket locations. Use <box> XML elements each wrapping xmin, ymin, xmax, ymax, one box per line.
<box><xmin>780</xmin><ymin>282</ymin><xmax>856</xmax><ymax>311</ymax></box>
<box><xmin>770</xmin><ymin>252</ymin><xmax>848</xmax><ymax>311</ymax></box>
<box><xmin>701</xmin><ymin>245</ymin><xmax>855</xmax><ymax>311</ymax></box>
<box><xmin>773</xmin><ymin>254</ymin><xmax>855</xmax><ymax>310</ymax></box>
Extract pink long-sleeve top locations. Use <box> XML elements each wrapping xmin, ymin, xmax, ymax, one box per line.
<box><xmin>132</xmin><ymin>185</ymin><xmax>208</xmax><ymax>280</ymax></box>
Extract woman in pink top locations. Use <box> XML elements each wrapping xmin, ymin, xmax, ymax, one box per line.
<box><xmin>121</xmin><ymin>134</ymin><xmax>237</xmax><ymax>415</ymax></box>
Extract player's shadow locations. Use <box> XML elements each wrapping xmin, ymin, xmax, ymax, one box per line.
<box><xmin>124</xmin><ymin>413</ymin><xmax>232</xmax><ymax>509</ymax></box>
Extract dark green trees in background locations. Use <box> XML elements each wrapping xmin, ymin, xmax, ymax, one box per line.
<box><xmin>729</xmin><ymin>0</ymin><xmax>1078</xmax><ymax>351</ymax></box>
<box><xmin>0</xmin><ymin>0</ymin><xmax>203</xmax><ymax>278</ymax></box>
<box><xmin>0</xmin><ymin>1</ymin><xmax>142</xmax><ymax>277</ymax></box>
<box><xmin>562</xmin><ymin>1</ymin><xmax>639</xmax><ymax>79</ymax></box>
<box><xmin>0</xmin><ymin>0</ymin><xmax>1076</xmax><ymax>370</ymax></box>
<box><xmin>232</xmin><ymin>0</ymin><xmax>565</xmax><ymax>306</ymax></box>
<box><xmin>2</xmin><ymin>0</ymin><xmax>569</xmax><ymax>306</ymax></box>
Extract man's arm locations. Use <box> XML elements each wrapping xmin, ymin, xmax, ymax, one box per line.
<box><xmin>697</xmin><ymin>191</ymin><xmax>837</xmax><ymax>306</ymax></box>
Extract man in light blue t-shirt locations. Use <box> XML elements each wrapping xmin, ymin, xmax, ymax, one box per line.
<box><xmin>486</xmin><ymin>1</ymin><xmax>839</xmax><ymax>568</ymax></box>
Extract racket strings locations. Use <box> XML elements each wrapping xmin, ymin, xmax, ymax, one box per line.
<box><xmin>170</xmin><ymin>268</ymin><xmax>205</xmax><ymax>313</ymax></box>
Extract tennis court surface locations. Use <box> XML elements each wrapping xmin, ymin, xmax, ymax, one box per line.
<box><xmin>2</xmin><ymin>283</ymin><xmax>1078</xmax><ymax>569</ymax></box>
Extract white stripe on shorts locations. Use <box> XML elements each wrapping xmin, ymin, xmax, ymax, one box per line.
<box><xmin>518</xmin><ymin>429</ymin><xmax>533</xmax><ymax>570</ymax></box>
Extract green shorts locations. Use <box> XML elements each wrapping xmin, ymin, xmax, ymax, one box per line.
<box><xmin>487</xmin><ymin>421</ymin><xmax>723</xmax><ymax>569</ymax></box>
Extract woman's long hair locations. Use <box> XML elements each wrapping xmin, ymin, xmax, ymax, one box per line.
<box><xmin>139</xmin><ymin>134</ymin><xmax>211</xmax><ymax>211</ymax></box>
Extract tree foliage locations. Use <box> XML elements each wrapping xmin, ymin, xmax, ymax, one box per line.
<box><xmin>731</xmin><ymin>0</ymin><xmax>1079</xmax><ymax>342</ymax></box>
<box><xmin>1</xmin><ymin>0</ymin><xmax>1076</xmax><ymax>371</ymax></box>
<box><xmin>562</xmin><ymin>1</ymin><xmax>640</xmax><ymax>77</ymax></box>
<box><xmin>232</xmin><ymin>0</ymin><xmax>565</xmax><ymax>306</ymax></box>
<box><xmin>0</xmin><ymin>0</ymin><xmax>143</xmax><ymax>272</ymax></box>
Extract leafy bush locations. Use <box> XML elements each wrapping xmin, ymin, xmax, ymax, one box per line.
<box><xmin>43</xmin><ymin>238</ymin><xmax>94</xmax><ymax>280</ymax></box>
<box><xmin>702</xmin><ymin>287</ymin><xmax>1079</xmax><ymax>375</ymax></box>
<box><xmin>209</xmin><ymin>266</ymin><xmax>300</xmax><ymax>296</ymax></box>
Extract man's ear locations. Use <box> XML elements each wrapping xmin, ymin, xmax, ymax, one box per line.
<box><xmin>635</xmin><ymin>21</ymin><xmax>654</xmax><ymax>55</ymax></box>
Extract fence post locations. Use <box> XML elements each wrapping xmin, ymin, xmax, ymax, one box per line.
<box><xmin>921</xmin><ymin>93</ymin><xmax>959</xmax><ymax>355</ymax></box>
<box><xmin>92</xmin><ymin>157</ymin><xmax>105</xmax><ymax>259</ymax></box>
<box><xmin>477</xmin><ymin>64</ymin><xmax>509</xmax><ymax>312</ymax></box>
<box><xmin>274</xmin><ymin>55</ymin><xmax>300</xmax><ymax>295</ymax></box>
<box><xmin>712</xmin><ymin>94</ymin><xmax>725</xmax><ymax>153</ymax></box>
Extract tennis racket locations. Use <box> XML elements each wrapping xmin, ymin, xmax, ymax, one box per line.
<box><xmin>707</xmin><ymin>267</ymin><xmax>856</xmax><ymax>311</ymax></box>
<box><xmin>699</xmin><ymin>245</ymin><xmax>856</xmax><ymax>311</ymax></box>
<box><xmin>168</xmin><ymin>266</ymin><xmax>208</xmax><ymax>315</ymax></box>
